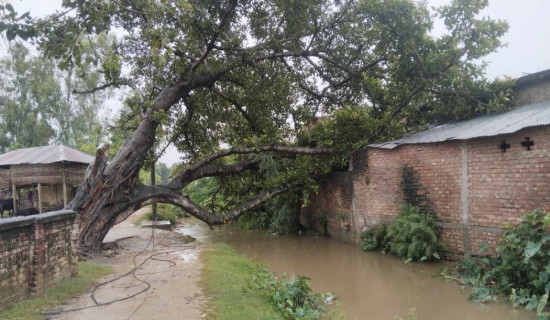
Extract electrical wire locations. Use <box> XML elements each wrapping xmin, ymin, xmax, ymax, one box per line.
<box><xmin>42</xmin><ymin>222</ymin><xmax>195</xmax><ymax>317</ymax></box>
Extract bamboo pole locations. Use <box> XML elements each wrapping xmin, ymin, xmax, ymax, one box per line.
<box><xmin>12</xmin><ymin>183</ymin><xmax>16</xmax><ymax>212</ymax></box>
<box><xmin>62</xmin><ymin>165</ymin><xmax>67</xmax><ymax>207</ymax></box>
<box><xmin>37</xmin><ymin>183</ymin><xmax>42</xmax><ymax>213</ymax></box>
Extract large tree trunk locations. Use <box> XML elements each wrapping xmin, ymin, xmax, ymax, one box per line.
<box><xmin>68</xmin><ymin>117</ymin><xmax>158</xmax><ymax>251</ymax></box>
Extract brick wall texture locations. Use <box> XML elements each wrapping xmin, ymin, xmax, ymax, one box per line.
<box><xmin>301</xmin><ymin>126</ymin><xmax>550</xmax><ymax>259</ymax></box>
<box><xmin>0</xmin><ymin>211</ymin><xmax>78</xmax><ymax>309</ymax></box>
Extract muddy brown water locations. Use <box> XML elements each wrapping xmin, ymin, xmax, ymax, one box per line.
<box><xmin>177</xmin><ymin>222</ymin><xmax>535</xmax><ymax>320</ymax></box>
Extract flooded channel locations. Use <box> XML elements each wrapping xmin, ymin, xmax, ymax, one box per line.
<box><xmin>177</xmin><ymin>222</ymin><xmax>535</xmax><ymax>320</ymax></box>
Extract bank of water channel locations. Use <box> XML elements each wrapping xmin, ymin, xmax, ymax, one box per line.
<box><xmin>177</xmin><ymin>222</ymin><xmax>535</xmax><ymax>320</ymax></box>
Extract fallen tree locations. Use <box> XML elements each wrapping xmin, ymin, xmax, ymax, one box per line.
<box><xmin>2</xmin><ymin>0</ymin><xmax>512</xmax><ymax>250</ymax></box>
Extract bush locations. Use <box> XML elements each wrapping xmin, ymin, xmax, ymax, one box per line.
<box><xmin>359</xmin><ymin>224</ymin><xmax>388</xmax><ymax>252</ymax></box>
<box><xmin>236</xmin><ymin>193</ymin><xmax>301</xmax><ymax>235</ymax></box>
<box><xmin>202</xmin><ymin>244</ymin><xmax>341</xmax><ymax>320</ymax></box>
<box><xmin>359</xmin><ymin>205</ymin><xmax>445</xmax><ymax>263</ymax></box>
<box><xmin>454</xmin><ymin>209</ymin><xmax>550</xmax><ymax>319</ymax></box>
<box><xmin>237</xmin><ymin>210</ymin><xmax>272</xmax><ymax>230</ymax></box>
<box><xmin>386</xmin><ymin>204</ymin><xmax>445</xmax><ymax>262</ymax></box>
<box><xmin>144</xmin><ymin>203</ymin><xmax>189</xmax><ymax>225</ymax></box>
<box><xmin>265</xmin><ymin>275</ymin><xmax>327</xmax><ymax>319</ymax></box>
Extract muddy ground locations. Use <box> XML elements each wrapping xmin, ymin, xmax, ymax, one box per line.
<box><xmin>52</xmin><ymin>208</ymin><xmax>207</xmax><ymax>320</ymax></box>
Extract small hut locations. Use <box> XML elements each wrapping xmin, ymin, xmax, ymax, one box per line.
<box><xmin>0</xmin><ymin>145</ymin><xmax>94</xmax><ymax>214</ymax></box>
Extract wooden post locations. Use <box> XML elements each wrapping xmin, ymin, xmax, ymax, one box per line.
<box><xmin>151</xmin><ymin>162</ymin><xmax>157</xmax><ymax>222</ymax></box>
<box><xmin>12</xmin><ymin>183</ymin><xmax>16</xmax><ymax>212</ymax></box>
<box><xmin>62</xmin><ymin>166</ymin><xmax>67</xmax><ymax>207</ymax></box>
<box><xmin>151</xmin><ymin>161</ymin><xmax>157</xmax><ymax>250</ymax></box>
<box><xmin>37</xmin><ymin>183</ymin><xmax>42</xmax><ymax>213</ymax></box>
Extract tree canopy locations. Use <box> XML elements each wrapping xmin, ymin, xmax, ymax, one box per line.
<box><xmin>1</xmin><ymin>0</ymin><xmax>513</xmax><ymax>249</ymax></box>
<box><xmin>0</xmin><ymin>35</ymin><xmax>115</xmax><ymax>153</ymax></box>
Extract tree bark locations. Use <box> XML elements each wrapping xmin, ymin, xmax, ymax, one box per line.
<box><xmin>67</xmin><ymin>117</ymin><xmax>335</xmax><ymax>251</ymax></box>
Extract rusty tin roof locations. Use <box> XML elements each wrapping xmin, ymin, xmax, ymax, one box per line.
<box><xmin>370</xmin><ymin>101</ymin><xmax>550</xmax><ymax>149</ymax></box>
<box><xmin>0</xmin><ymin>145</ymin><xmax>94</xmax><ymax>166</ymax></box>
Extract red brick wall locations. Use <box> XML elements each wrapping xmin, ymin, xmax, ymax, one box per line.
<box><xmin>301</xmin><ymin>172</ymin><xmax>357</xmax><ymax>243</ymax></box>
<box><xmin>302</xmin><ymin>126</ymin><xmax>550</xmax><ymax>259</ymax></box>
<box><xmin>0</xmin><ymin>211</ymin><xmax>78</xmax><ymax>309</ymax></box>
<box><xmin>466</xmin><ymin>126</ymin><xmax>550</xmax><ymax>255</ymax></box>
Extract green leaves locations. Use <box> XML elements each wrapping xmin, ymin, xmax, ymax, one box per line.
<box><xmin>385</xmin><ymin>204</ymin><xmax>445</xmax><ymax>262</ymax></box>
<box><xmin>525</xmin><ymin>242</ymin><xmax>543</xmax><ymax>259</ymax></box>
<box><xmin>456</xmin><ymin>209</ymin><xmax>550</xmax><ymax>319</ymax></box>
<box><xmin>360</xmin><ymin>204</ymin><xmax>445</xmax><ymax>262</ymax></box>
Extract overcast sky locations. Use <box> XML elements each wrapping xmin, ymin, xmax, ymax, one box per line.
<box><xmin>7</xmin><ymin>0</ymin><xmax>550</xmax><ymax>164</ymax></box>
<box><xmin>10</xmin><ymin>0</ymin><xmax>550</xmax><ymax>78</ymax></box>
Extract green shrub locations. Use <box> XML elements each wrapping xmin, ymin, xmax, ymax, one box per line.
<box><xmin>236</xmin><ymin>193</ymin><xmax>301</xmax><ymax>235</ymax></box>
<box><xmin>237</xmin><ymin>210</ymin><xmax>272</xmax><ymax>229</ymax></box>
<box><xmin>264</xmin><ymin>275</ymin><xmax>328</xmax><ymax>320</ymax></box>
<box><xmin>454</xmin><ymin>209</ymin><xmax>550</xmax><ymax>319</ymax></box>
<box><xmin>386</xmin><ymin>204</ymin><xmax>445</xmax><ymax>262</ymax></box>
<box><xmin>359</xmin><ymin>224</ymin><xmax>389</xmax><ymax>252</ymax></box>
<box><xmin>142</xmin><ymin>203</ymin><xmax>189</xmax><ymax>225</ymax></box>
<box><xmin>202</xmin><ymin>244</ymin><xmax>340</xmax><ymax>320</ymax></box>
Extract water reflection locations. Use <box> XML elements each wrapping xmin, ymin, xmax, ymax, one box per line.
<box><xmin>177</xmin><ymin>222</ymin><xmax>535</xmax><ymax>320</ymax></box>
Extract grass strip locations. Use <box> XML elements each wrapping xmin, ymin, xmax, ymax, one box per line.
<box><xmin>200</xmin><ymin>243</ymin><xmax>284</xmax><ymax>320</ymax></box>
<box><xmin>0</xmin><ymin>261</ymin><xmax>113</xmax><ymax>320</ymax></box>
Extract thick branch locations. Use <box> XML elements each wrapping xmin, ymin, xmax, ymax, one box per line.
<box><xmin>167</xmin><ymin>145</ymin><xmax>333</xmax><ymax>189</ymax></box>
<box><xmin>192</xmin><ymin>160</ymin><xmax>259</xmax><ymax>180</ymax></box>
<box><xmin>170</xmin><ymin>159</ymin><xmax>258</xmax><ymax>189</ymax></box>
<box><xmin>167</xmin><ymin>185</ymin><xmax>289</xmax><ymax>224</ymax></box>
<box><xmin>183</xmin><ymin>145</ymin><xmax>334</xmax><ymax>177</ymax></box>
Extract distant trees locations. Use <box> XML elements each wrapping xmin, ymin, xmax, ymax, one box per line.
<box><xmin>0</xmin><ymin>37</ymin><xmax>114</xmax><ymax>153</ymax></box>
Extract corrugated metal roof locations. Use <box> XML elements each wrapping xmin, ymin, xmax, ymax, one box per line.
<box><xmin>0</xmin><ymin>145</ymin><xmax>95</xmax><ymax>166</ymax></box>
<box><xmin>370</xmin><ymin>101</ymin><xmax>550</xmax><ymax>149</ymax></box>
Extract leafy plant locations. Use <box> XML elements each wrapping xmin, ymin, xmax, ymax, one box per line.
<box><xmin>142</xmin><ymin>203</ymin><xmax>188</xmax><ymax>225</ymax></box>
<box><xmin>395</xmin><ymin>308</ymin><xmax>418</xmax><ymax>320</ymax></box>
<box><xmin>454</xmin><ymin>209</ymin><xmax>550</xmax><ymax>319</ymax></box>
<box><xmin>386</xmin><ymin>204</ymin><xmax>445</xmax><ymax>262</ymax></box>
<box><xmin>360</xmin><ymin>224</ymin><xmax>389</xmax><ymax>252</ymax></box>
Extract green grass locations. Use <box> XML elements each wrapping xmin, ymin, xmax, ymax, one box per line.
<box><xmin>0</xmin><ymin>261</ymin><xmax>113</xmax><ymax>320</ymax></box>
<box><xmin>134</xmin><ymin>206</ymin><xmax>152</xmax><ymax>226</ymax></box>
<box><xmin>200</xmin><ymin>243</ymin><xmax>284</xmax><ymax>320</ymax></box>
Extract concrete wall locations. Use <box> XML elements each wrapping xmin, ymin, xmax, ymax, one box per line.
<box><xmin>515</xmin><ymin>70</ymin><xmax>550</xmax><ymax>106</ymax></box>
<box><xmin>0</xmin><ymin>211</ymin><xmax>78</xmax><ymax>309</ymax></box>
<box><xmin>302</xmin><ymin>126</ymin><xmax>550</xmax><ymax>259</ymax></box>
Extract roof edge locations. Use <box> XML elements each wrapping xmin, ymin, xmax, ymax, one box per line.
<box><xmin>515</xmin><ymin>69</ymin><xmax>550</xmax><ymax>87</ymax></box>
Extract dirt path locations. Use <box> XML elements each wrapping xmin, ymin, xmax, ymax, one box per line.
<box><xmin>53</xmin><ymin>208</ymin><xmax>207</xmax><ymax>320</ymax></box>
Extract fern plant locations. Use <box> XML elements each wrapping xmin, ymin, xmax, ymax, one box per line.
<box><xmin>360</xmin><ymin>224</ymin><xmax>389</xmax><ymax>252</ymax></box>
<box><xmin>386</xmin><ymin>204</ymin><xmax>445</xmax><ymax>262</ymax></box>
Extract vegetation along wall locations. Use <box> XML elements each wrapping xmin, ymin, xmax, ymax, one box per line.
<box><xmin>0</xmin><ymin>210</ymin><xmax>78</xmax><ymax>309</ymax></box>
<box><xmin>301</xmin><ymin>126</ymin><xmax>550</xmax><ymax>259</ymax></box>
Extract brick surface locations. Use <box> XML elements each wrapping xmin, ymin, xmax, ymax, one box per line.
<box><xmin>302</xmin><ymin>126</ymin><xmax>550</xmax><ymax>259</ymax></box>
<box><xmin>0</xmin><ymin>211</ymin><xmax>78</xmax><ymax>309</ymax></box>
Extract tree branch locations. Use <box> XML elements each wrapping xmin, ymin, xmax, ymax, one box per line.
<box><xmin>208</xmin><ymin>86</ymin><xmax>263</xmax><ymax>133</ymax></box>
<box><xmin>189</xmin><ymin>0</ymin><xmax>239</xmax><ymax>80</ymax></box>
<box><xmin>372</xmin><ymin>84</ymin><xmax>425</xmax><ymax>140</ymax></box>
<box><xmin>166</xmin><ymin>145</ymin><xmax>334</xmax><ymax>190</ymax></box>
<box><xmin>170</xmin><ymin>159</ymin><xmax>259</xmax><ymax>189</ymax></box>
<box><xmin>72</xmin><ymin>80</ymin><xmax>128</xmax><ymax>94</ymax></box>
<box><xmin>166</xmin><ymin>185</ymin><xmax>290</xmax><ymax>225</ymax></box>
<box><xmin>181</xmin><ymin>145</ymin><xmax>335</xmax><ymax>178</ymax></box>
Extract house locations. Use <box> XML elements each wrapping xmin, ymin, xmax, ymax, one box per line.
<box><xmin>301</xmin><ymin>69</ymin><xmax>550</xmax><ymax>258</ymax></box>
<box><xmin>0</xmin><ymin>145</ymin><xmax>94</xmax><ymax>214</ymax></box>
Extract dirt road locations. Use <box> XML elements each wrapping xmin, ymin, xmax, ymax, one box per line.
<box><xmin>53</xmin><ymin>208</ymin><xmax>207</xmax><ymax>320</ymax></box>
